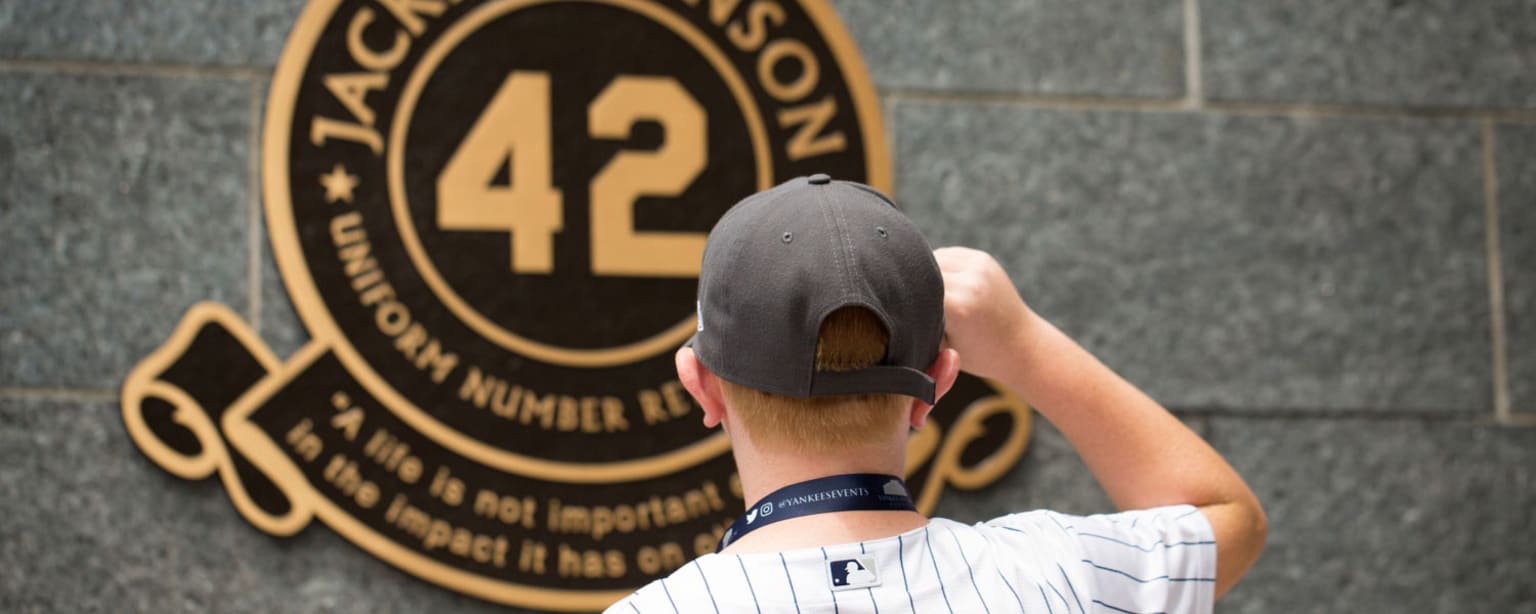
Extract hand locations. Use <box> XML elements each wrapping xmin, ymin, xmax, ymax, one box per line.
<box><xmin>933</xmin><ymin>247</ymin><xmax>1037</xmax><ymax>381</ymax></box>
<box><xmin>937</xmin><ymin>249</ymin><xmax>1267</xmax><ymax>600</ymax></box>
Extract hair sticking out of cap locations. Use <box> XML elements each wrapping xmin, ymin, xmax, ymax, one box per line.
<box><xmin>719</xmin><ymin>307</ymin><xmax>909</xmax><ymax>454</ymax></box>
<box><xmin>815</xmin><ymin>307</ymin><xmax>889</xmax><ymax>372</ymax></box>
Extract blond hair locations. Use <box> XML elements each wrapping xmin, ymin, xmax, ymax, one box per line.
<box><xmin>718</xmin><ymin>307</ymin><xmax>909</xmax><ymax>453</ymax></box>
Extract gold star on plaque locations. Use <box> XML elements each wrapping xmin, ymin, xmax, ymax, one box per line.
<box><xmin>319</xmin><ymin>164</ymin><xmax>359</xmax><ymax>203</ymax></box>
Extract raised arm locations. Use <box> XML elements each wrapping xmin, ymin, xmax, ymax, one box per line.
<box><xmin>935</xmin><ymin>247</ymin><xmax>1266</xmax><ymax>599</ymax></box>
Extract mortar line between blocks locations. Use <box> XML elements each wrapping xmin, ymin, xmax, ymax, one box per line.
<box><xmin>1182</xmin><ymin>0</ymin><xmax>1204</xmax><ymax>109</ymax></box>
<box><xmin>882</xmin><ymin>88</ymin><xmax>1187</xmax><ymax>112</ymax></box>
<box><xmin>0</xmin><ymin>388</ymin><xmax>117</xmax><ymax>403</ymax></box>
<box><xmin>0</xmin><ymin>58</ymin><xmax>266</xmax><ymax>79</ymax></box>
<box><xmin>1210</xmin><ymin>101</ymin><xmax>1536</xmax><ymax>123</ymax></box>
<box><xmin>247</xmin><ymin>78</ymin><xmax>264</xmax><ymax>335</ymax></box>
<box><xmin>1481</xmin><ymin>119</ymin><xmax>1513</xmax><ymax>423</ymax></box>
<box><xmin>881</xmin><ymin>88</ymin><xmax>1536</xmax><ymax>123</ymax></box>
<box><xmin>1167</xmin><ymin>409</ymin><xmax>1536</xmax><ymax>427</ymax></box>
<box><xmin>1167</xmin><ymin>407</ymin><xmax>1487</xmax><ymax>420</ymax></box>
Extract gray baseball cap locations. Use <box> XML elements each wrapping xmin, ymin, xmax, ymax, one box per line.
<box><xmin>688</xmin><ymin>174</ymin><xmax>944</xmax><ymax>404</ymax></box>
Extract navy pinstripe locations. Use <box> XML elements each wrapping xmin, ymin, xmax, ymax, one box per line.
<box><xmin>693</xmin><ymin>561</ymin><xmax>720</xmax><ymax>614</ymax></box>
<box><xmin>1093</xmin><ymin>599</ymin><xmax>1166</xmax><ymax>614</ymax></box>
<box><xmin>860</xmin><ymin>541</ymin><xmax>880</xmax><ymax>613</ymax></box>
<box><xmin>1081</xmin><ymin>559</ymin><xmax>1214</xmax><ymax>584</ymax></box>
<box><xmin>946</xmin><ymin>526</ymin><xmax>991</xmax><ymax>614</ymax></box>
<box><xmin>1055</xmin><ymin>564</ymin><xmax>1085</xmax><ymax>614</ymax></box>
<box><xmin>735</xmin><ymin>556</ymin><xmax>763</xmax><ymax>614</ymax></box>
<box><xmin>923</xmin><ymin>527</ymin><xmax>955</xmax><ymax>614</ymax></box>
<box><xmin>995</xmin><ymin>570</ymin><xmax>1025</xmax><ymax>613</ymax></box>
<box><xmin>995</xmin><ymin>525</ymin><xmax>1028</xmax><ymax>538</ymax></box>
<box><xmin>779</xmin><ymin>552</ymin><xmax>802</xmax><ymax>614</ymax></box>
<box><xmin>820</xmin><ymin>547</ymin><xmax>841</xmax><ymax>614</ymax></box>
<box><xmin>898</xmin><ymin>534</ymin><xmax>916</xmax><ymax>614</ymax></box>
<box><xmin>1045</xmin><ymin>580</ymin><xmax>1070</xmax><ymax>612</ymax></box>
<box><xmin>1078</xmin><ymin>533</ymin><xmax>1215</xmax><ymax>552</ymax></box>
<box><xmin>660</xmin><ymin>577</ymin><xmax>679</xmax><ymax>614</ymax></box>
<box><xmin>1037</xmin><ymin>584</ymin><xmax>1055</xmax><ymax>614</ymax></box>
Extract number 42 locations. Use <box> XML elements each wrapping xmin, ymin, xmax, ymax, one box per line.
<box><xmin>438</xmin><ymin>70</ymin><xmax>708</xmax><ymax>277</ymax></box>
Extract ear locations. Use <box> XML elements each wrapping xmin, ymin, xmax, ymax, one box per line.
<box><xmin>908</xmin><ymin>348</ymin><xmax>960</xmax><ymax>430</ymax></box>
<box><xmin>676</xmin><ymin>347</ymin><xmax>729</xmax><ymax>429</ymax></box>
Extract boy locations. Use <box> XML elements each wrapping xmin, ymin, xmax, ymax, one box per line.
<box><xmin>607</xmin><ymin>175</ymin><xmax>1265</xmax><ymax>613</ymax></box>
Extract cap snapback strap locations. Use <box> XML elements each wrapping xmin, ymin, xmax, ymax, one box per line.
<box><xmin>809</xmin><ymin>366</ymin><xmax>936</xmax><ymax>405</ymax></box>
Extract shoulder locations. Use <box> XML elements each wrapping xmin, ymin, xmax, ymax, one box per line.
<box><xmin>603</xmin><ymin>556</ymin><xmax>744</xmax><ymax>614</ymax></box>
<box><xmin>973</xmin><ymin>506</ymin><xmax>1218</xmax><ymax>614</ymax></box>
<box><xmin>603</xmin><ymin>569</ymin><xmax>691</xmax><ymax>614</ymax></box>
<box><xmin>602</xmin><ymin>578</ymin><xmax>662</xmax><ymax>614</ymax></box>
<box><xmin>980</xmin><ymin>505</ymin><xmax>1213</xmax><ymax>544</ymax></box>
<box><xmin>972</xmin><ymin>505</ymin><xmax>1216</xmax><ymax>567</ymax></box>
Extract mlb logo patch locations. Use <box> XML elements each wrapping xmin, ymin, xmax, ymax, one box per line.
<box><xmin>827</xmin><ymin>556</ymin><xmax>880</xmax><ymax>591</ymax></box>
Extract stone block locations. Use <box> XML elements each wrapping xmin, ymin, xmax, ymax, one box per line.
<box><xmin>1202</xmin><ymin>1</ymin><xmax>1536</xmax><ymax>108</ymax></box>
<box><xmin>893</xmin><ymin>101</ymin><xmax>1489</xmax><ymax>411</ymax></box>
<box><xmin>245</xmin><ymin>77</ymin><xmax>307</xmax><ymax>361</ymax></box>
<box><xmin>0</xmin><ymin>73</ymin><xmax>251</xmax><ymax>389</ymax></box>
<box><xmin>258</xmin><ymin>226</ymin><xmax>310</xmax><ymax>361</ymax></box>
<box><xmin>0</xmin><ymin>1</ymin><xmax>306</xmax><ymax>67</ymax></box>
<box><xmin>0</xmin><ymin>397</ymin><xmax>532</xmax><ymax>613</ymax></box>
<box><xmin>1498</xmin><ymin>123</ymin><xmax>1536</xmax><ymax>413</ymax></box>
<box><xmin>828</xmin><ymin>0</ymin><xmax>1184</xmax><ymax>98</ymax></box>
<box><xmin>1207</xmin><ymin>416</ymin><xmax>1536</xmax><ymax>612</ymax></box>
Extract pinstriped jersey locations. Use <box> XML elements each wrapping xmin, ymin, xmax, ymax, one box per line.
<box><xmin>605</xmin><ymin>504</ymin><xmax>1216</xmax><ymax>614</ymax></box>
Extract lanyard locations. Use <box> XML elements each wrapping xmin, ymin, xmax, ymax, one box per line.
<box><xmin>716</xmin><ymin>473</ymin><xmax>916</xmax><ymax>552</ymax></box>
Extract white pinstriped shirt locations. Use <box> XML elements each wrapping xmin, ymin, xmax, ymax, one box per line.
<box><xmin>605</xmin><ymin>505</ymin><xmax>1216</xmax><ymax>614</ymax></box>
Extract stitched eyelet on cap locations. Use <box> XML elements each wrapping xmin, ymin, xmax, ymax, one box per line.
<box><xmin>782</xmin><ymin>232</ymin><xmax>793</xmax><ymax>243</ymax></box>
<box><xmin>875</xmin><ymin>226</ymin><xmax>888</xmax><ymax>238</ymax></box>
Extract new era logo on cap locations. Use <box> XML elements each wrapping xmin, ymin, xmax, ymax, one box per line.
<box><xmin>828</xmin><ymin>555</ymin><xmax>880</xmax><ymax>591</ymax></box>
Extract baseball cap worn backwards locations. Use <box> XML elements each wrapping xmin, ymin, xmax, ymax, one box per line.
<box><xmin>689</xmin><ymin>174</ymin><xmax>945</xmax><ymax>405</ymax></box>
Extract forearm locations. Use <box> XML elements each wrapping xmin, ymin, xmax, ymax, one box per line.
<box><xmin>935</xmin><ymin>246</ymin><xmax>1264</xmax><ymax>597</ymax></box>
<box><xmin>998</xmin><ymin>311</ymin><xmax>1266</xmax><ymax>597</ymax></box>
<box><xmin>999</xmin><ymin>313</ymin><xmax>1233</xmax><ymax>508</ymax></box>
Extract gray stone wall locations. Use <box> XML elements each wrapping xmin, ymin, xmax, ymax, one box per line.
<box><xmin>2</xmin><ymin>1</ymin><xmax>1533</xmax><ymax>612</ymax></box>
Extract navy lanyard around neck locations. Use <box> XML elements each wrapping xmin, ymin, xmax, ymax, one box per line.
<box><xmin>716</xmin><ymin>473</ymin><xmax>916</xmax><ymax>552</ymax></box>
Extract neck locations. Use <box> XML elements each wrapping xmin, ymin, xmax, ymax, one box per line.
<box><xmin>721</xmin><ymin>430</ymin><xmax>927</xmax><ymax>553</ymax></box>
<box><xmin>734</xmin><ymin>434</ymin><xmax>908</xmax><ymax>505</ymax></box>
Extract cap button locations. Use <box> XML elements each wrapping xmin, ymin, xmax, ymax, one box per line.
<box><xmin>807</xmin><ymin>173</ymin><xmax>831</xmax><ymax>185</ymax></box>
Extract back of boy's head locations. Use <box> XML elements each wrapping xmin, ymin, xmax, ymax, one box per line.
<box><xmin>718</xmin><ymin>306</ymin><xmax>908</xmax><ymax>453</ymax></box>
<box><xmin>689</xmin><ymin>175</ymin><xmax>945</xmax><ymax>453</ymax></box>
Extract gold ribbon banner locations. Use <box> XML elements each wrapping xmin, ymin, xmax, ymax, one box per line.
<box><xmin>120</xmin><ymin>302</ymin><xmax>1033</xmax><ymax>611</ymax></box>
